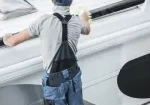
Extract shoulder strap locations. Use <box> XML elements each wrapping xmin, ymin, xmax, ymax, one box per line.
<box><xmin>53</xmin><ymin>13</ymin><xmax>72</xmax><ymax>41</ymax></box>
<box><xmin>53</xmin><ymin>13</ymin><xmax>64</xmax><ymax>22</ymax></box>
<box><xmin>53</xmin><ymin>13</ymin><xmax>72</xmax><ymax>22</ymax></box>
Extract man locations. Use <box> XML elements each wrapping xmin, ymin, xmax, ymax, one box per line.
<box><xmin>3</xmin><ymin>0</ymin><xmax>91</xmax><ymax>105</ymax></box>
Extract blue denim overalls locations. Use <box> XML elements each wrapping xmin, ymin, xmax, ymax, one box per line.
<box><xmin>42</xmin><ymin>13</ymin><xmax>84</xmax><ymax>105</ymax></box>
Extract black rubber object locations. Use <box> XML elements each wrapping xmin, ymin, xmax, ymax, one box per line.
<box><xmin>117</xmin><ymin>53</ymin><xmax>150</xmax><ymax>98</ymax></box>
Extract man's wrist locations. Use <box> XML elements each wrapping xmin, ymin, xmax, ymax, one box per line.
<box><xmin>83</xmin><ymin>20</ymin><xmax>90</xmax><ymax>26</ymax></box>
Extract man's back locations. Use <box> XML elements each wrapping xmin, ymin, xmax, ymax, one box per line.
<box><xmin>27</xmin><ymin>6</ymin><xmax>84</xmax><ymax>71</ymax></box>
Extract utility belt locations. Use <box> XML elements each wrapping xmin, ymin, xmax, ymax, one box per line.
<box><xmin>47</xmin><ymin>64</ymin><xmax>80</xmax><ymax>87</ymax></box>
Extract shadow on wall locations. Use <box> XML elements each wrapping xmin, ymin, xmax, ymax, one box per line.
<box><xmin>0</xmin><ymin>0</ymin><xmax>37</xmax><ymax>20</ymax></box>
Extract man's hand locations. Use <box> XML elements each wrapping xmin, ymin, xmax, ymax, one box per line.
<box><xmin>79</xmin><ymin>10</ymin><xmax>91</xmax><ymax>23</ymax></box>
<box><xmin>3</xmin><ymin>29</ymin><xmax>32</xmax><ymax>47</ymax></box>
<box><xmin>79</xmin><ymin>10</ymin><xmax>91</xmax><ymax>35</ymax></box>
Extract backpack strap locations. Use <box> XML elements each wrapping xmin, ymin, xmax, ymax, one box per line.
<box><xmin>53</xmin><ymin>13</ymin><xmax>72</xmax><ymax>41</ymax></box>
<box><xmin>53</xmin><ymin>13</ymin><xmax>64</xmax><ymax>22</ymax></box>
<box><xmin>45</xmin><ymin>13</ymin><xmax>72</xmax><ymax>73</ymax></box>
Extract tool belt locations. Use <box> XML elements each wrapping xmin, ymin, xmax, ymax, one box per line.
<box><xmin>47</xmin><ymin>64</ymin><xmax>80</xmax><ymax>87</ymax></box>
<box><xmin>46</xmin><ymin>13</ymin><xmax>79</xmax><ymax>87</ymax></box>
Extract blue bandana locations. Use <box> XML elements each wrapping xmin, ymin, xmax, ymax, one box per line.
<box><xmin>53</xmin><ymin>0</ymin><xmax>72</xmax><ymax>6</ymax></box>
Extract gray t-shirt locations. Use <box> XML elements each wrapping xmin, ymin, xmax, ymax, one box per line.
<box><xmin>27</xmin><ymin>6</ymin><xmax>86</xmax><ymax>72</ymax></box>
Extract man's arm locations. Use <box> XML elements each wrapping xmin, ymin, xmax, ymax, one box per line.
<box><xmin>3</xmin><ymin>15</ymin><xmax>46</xmax><ymax>47</ymax></box>
<box><xmin>3</xmin><ymin>29</ymin><xmax>32</xmax><ymax>46</ymax></box>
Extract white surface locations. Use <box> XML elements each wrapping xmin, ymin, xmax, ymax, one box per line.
<box><xmin>0</xmin><ymin>0</ymin><xmax>142</xmax><ymax>33</ymax></box>
<box><xmin>0</xmin><ymin>0</ymin><xmax>150</xmax><ymax>105</ymax></box>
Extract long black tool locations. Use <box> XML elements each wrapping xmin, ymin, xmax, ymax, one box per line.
<box><xmin>117</xmin><ymin>53</ymin><xmax>150</xmax><ymax>98</ymax></box>
<box><xmin>0</xmin><ymin>37</ymin><xmax>4</xmax><ymax>46</ymax></box>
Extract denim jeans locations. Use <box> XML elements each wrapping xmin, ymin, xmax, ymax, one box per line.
<box><xmin>42</xmin><ymin>66</ymin><xmax>84</xmax><ymax>105</ymax></box>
